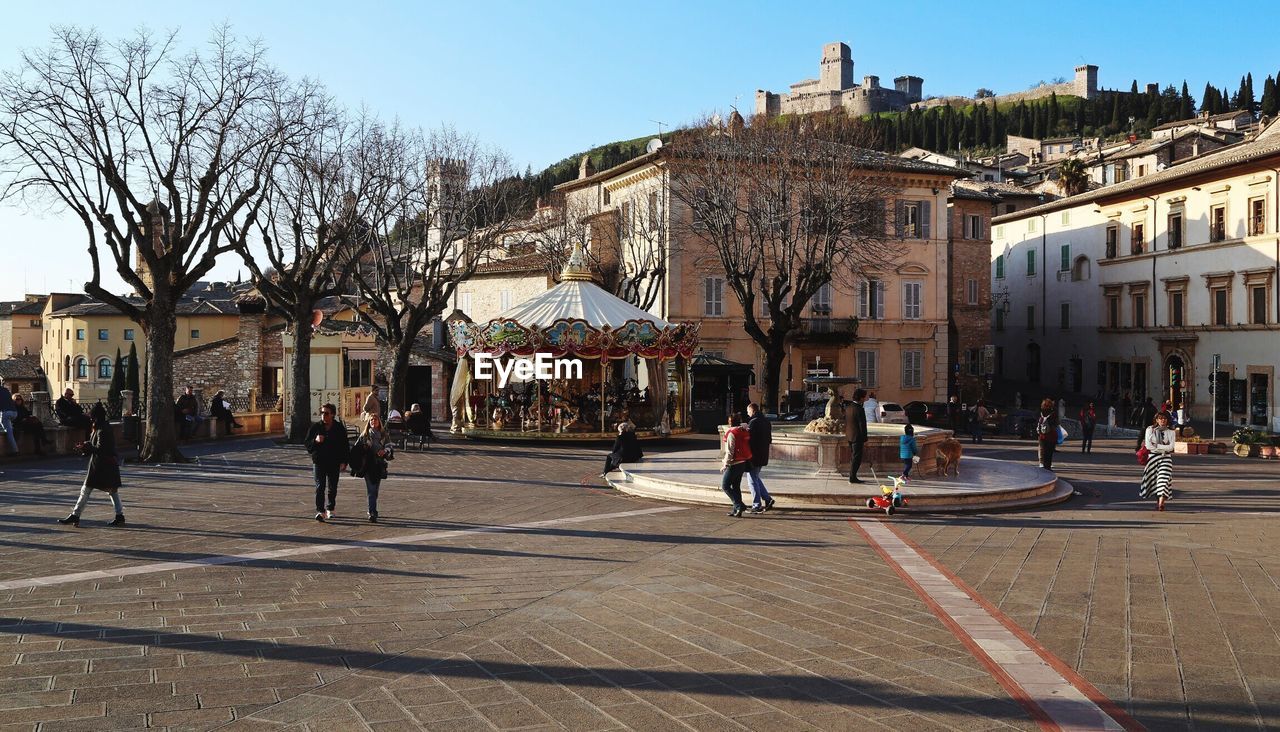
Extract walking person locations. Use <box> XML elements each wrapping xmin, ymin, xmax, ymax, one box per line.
<box><xmin>863</xmin><ymin>391</ymin><xmax>881</xmax><ymax>424</ymax></box>
<box><xmin>946</xmin><ymin>396</ymin><xmax>963</xmax><ymax>435</ymax></box>
<box><xmin>967</xmin><ymin>401</ymin><xmax>986</xmax><ymax>443</ymax></box>
<box><xmin>720</xmin><ymin>414</ymin><xmax>752</xmax><ymax>517</ymax></box>
<box><xmin>1079</xmin><ymin>402</ymin><xmax>1097</xmax><ymax>454</ymax></box>
<box><xmin>899</xmin><ymin>423</ymin><xmax>919</xmax><ymax>481</ymax></box>
<box><xmin>1036</xmin><ymin>397</ymin><xmax>1060</xmax><ymax>471</ymax></box>
<box><xmin>600</xmin><ymin>421</ymin><xmax>643</xmax><ymax>477</ymax></box>
<box><xmin>58</xmin><ymin>403</ymin><xmax>124</xmax><ymax>527</ymax></box>
<box><xmin>1139</xmin><ymin>411</ymin><xmax>1176</xmax><ymax>511</ymax></box>
<box><xmin>306</xmin><ymin>403</ymin><xmax>349</xmax><ymax>522</ymax></box>
<box><xmin>745</xmin><ymin>403</ymin><xmax>775</xmax><ymax>513</ymax></box>
<box><xmin>844</xmin><ymin>388</ymin><xmax>869</xmax><ymax>483</ymax></box>
<box><xmin>352</xmin><ymin>413</ymin><xmax>393</xmax><ymax>523</ymax></box>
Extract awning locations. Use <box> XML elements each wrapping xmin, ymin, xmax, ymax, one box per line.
<box><xmin>345</xmin><ymin>349</ymin><xmax>380</xmax><ymax>361</ymax></box>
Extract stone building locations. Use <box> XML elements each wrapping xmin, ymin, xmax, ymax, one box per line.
<box><xmin>948</xmin><ymin>185</ymin><xmax>999</xmax><ymax>401</ymax></box>
<box><xmin>991</xmin><ymin>119</ymin><xmax>1280</xmax><ymax>428</ymax></box>
<box><xmin>755</xmin><ymin>42</ymin><xmax>923</xmax><ymax>117</ymax></box>
<box><xmin>0</xmin><ymin>296</ymin><xmax>47</xmax><ymax>359</ymax></box>
<box><xmin>553</xmin><ymin>138</ymin><xmax>979</xmax><ymax>409</ymax></box>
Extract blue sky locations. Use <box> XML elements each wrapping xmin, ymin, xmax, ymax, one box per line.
<box><xmin>2</xmin><ymin>0</ymin><xmax>1277</xmax><ymax>300</ymax></box>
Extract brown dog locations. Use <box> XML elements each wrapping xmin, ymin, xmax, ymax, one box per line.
<box><xmin>935</xmin><ymin>438</ymin><xmax>963</xmax><ymax>476</ymax></box>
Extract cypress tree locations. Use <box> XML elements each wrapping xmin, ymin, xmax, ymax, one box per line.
<box><xmin>1179</xmin><ymin>81</ymin><xmax>1194</xmax><ymax>119</ymax></box>
<box><xmin>108</xmin><ymin>348</ymin><xmax>125</xmax><ymax>415</ymax></box>
<box><xmin>1073</xmin><ymin>101</ymin><xmax>1085</xmax><ymax>134</ymax></box>
<box><xmin>1048</xmin><ymin>92</ymin><xmax>1060</xmax><ymax>132</ymax></box>
<box><xmin>126</xmin><ymin>342</ymin><xmax>140</xmax><ymax>395</ymax></box>
<box><xmin>1261</xmin><ymin>75</ymin><xmax>1278</xmax><ymax>117</ymax></box>
<box><xmin>1202</xmin><ymin>82</ymin><xmax>1216</xmax><ymax>114</ymax></box>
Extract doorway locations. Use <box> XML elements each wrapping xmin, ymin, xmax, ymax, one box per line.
<box><xmin>406</xmin><ymin>365</ymin><xmax>433</xmax><ymax>420</ymax></box>
<box><xmin>1251</xmin><ymin>373</ymin><xmax>1269</xmax><ymax>427</ymax></box>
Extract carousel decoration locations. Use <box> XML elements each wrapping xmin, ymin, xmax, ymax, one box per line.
<box><xmin>448</xmin><ymin>243</ymin><xmax>700</xmax><ymax>438</ymax></box>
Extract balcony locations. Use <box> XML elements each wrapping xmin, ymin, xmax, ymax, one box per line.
<box><xmin>792</xmin><ymin>317</ymin><xmax>859</xmax><ymax>344</ymax></box>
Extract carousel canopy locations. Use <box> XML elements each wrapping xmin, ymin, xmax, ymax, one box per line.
<box><xmin>449</xmin><ymin>244</ymin><xmax>699</xmax><ymax>360</ymax></box>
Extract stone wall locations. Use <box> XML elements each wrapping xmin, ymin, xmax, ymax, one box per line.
<box><xmin>171</xmin><ymin>313</ymin><xmax>270</xmax><ymax>405</ymax></box>
<box><xmin>948</xmin><ymin>199</ymin><xmax>994</xmax><ymax>401</ymax></box>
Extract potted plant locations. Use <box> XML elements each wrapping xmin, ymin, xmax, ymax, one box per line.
<box><xmin>1233</xmin><ymin>426</ymin><xmax>1261</xmax><ymax>457</ymax></box>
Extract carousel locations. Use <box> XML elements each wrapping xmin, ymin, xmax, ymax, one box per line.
<box><xmin>447</xmin><ymin>245</ymin><xmax>700</xmax><ymax>439</ymax></box>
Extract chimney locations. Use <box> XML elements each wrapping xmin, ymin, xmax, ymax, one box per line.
<box><xmin>578</xmin><ymin>156</ymin><xmax>593</xmax><ymax>180</ymax></box>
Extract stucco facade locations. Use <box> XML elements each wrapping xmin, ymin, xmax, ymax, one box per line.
<box><xmin>992</xmin><ymin>121</ymin><xmax>1280</xmax><ymax>429</ymax></box>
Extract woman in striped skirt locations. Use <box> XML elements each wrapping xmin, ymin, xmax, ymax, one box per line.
<box><xmin>1139</xmin><ymin>411</ymin><xmax>1176</xmax><ymax>510</ymax></box>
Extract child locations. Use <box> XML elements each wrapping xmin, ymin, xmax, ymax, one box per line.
<box><xmin>899</xmin><ymin>424</ymin><xmax>919</xmax><ymax>481</ymax></box>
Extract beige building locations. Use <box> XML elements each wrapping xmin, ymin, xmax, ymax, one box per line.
<box><xmin>0</xmin><ymin>296</ymin><xmax>46</xmax><ymax>359</ymax></box>
<box><xmin>554</xmin><ymin>143</ymin><xmax>971</xmax><ymax>409</ymax></box>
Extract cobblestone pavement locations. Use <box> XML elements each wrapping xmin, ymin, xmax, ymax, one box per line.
<box><xmin>0</xmin><ymin>433</ymin><xmax>1275</xmax><ymax>730</ymax></box>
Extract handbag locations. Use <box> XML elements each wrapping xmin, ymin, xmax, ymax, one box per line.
<box><xmin>1136</xmin><ymin>445</ymin><xmax>1150</xmax><ymax>465</ymax></box>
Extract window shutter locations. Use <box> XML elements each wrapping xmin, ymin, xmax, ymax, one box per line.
<box><xmin>857</xmin><ymin>280</ymin><xmax>867</xmax><ymax>318</ymax></box>
<box><xmin>921</xmin><ymin>200</ymin><xmax>932</xmax><ymax>240</ymax></box>
<box><xmin>895</xmin><ymin>201</ymin><xmax>905</xmax><ymax>238</ymax></box>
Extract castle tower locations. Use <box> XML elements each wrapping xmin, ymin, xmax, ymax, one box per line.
<box><xmin>1074</xmin><ymin>65</ymin><xmax>1099</xmax><ymax>100</ymax></box>
<box><xmin>820</xmin><ymin>42</ymin><xmax>853</xmax><ymax>92</ymax></box>
<box><xmin>894</xmin><ymin>76</ymin><xmax>924</xmax><ymax>104</ymax></box>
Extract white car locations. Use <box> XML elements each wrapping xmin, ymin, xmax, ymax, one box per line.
<box><xmin>879</xmin><ymin>402</ymin><xmax>908</xmax><ymax>424</ymax></box>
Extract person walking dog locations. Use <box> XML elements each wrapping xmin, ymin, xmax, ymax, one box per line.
<box><xmin>351</xmin><ymin>413</ymin><xmax>392</xmax><ymax>523</ymax></box>
<box><xmin>306</xmin><ymin>404</ymin><xmax>349</xmax><ymax>522</ymax></box>
<box><xmin>1139</xmin><ymin>411</ymin><xmax>1176</xmax><ymax>511</ymax></box>
<box><xmin>58</xmin><ymin>403</ymin><xmax>125</xmax><ymax>527</ymax></box>
<box><xmin>745</xmin><ymin>403</ymin><xmax>775</xmax><ymax>513</ymax></box>
<box><xmin>720</xmin><ymin>414</ymin><xmax>752</xmax><ymax>518</ymax></box>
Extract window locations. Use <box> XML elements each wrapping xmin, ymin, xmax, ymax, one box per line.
<box><xmin>692</xmin><ymin>187</ymin><xmax>708</xmax><ymax>227</ymax></box>
<box><xmin>1133</xmin><ymin>294</ymin><xmax>1145</xmax><ymax>328</ymax></box>
<box><xmin>1107</xmin><ymin>297</ymin><xmax>1119</xmax><ymax>328</ymax></box>
<box><xmin>1025</xmin><ymin>250</ymin><xmax>1036</xmax><ymax>276</ymax></box>
<box><xmin>190</xmin><ymin>329</ymin><xmax>201</xmax><ymax>339</ymax></box>
<box><xmin>1167</xmin><ymin>212</ymin><xmax>1183</xmax><ymax>250</ymax></box>
<box><xmin>856</xmin><ymin>350</ymin><xmax>879</xmax><ymax>387</ymax></box>
<box><xmin>967</xmin><ymin>347</ymin><xmax>981</xmax><ymax>376</ymax></box>
<box><xmin>76</xmin><ymin>328</ymin><xmax>85</xmax><ymax>341</ymax></box>
<box><xmin>901</xmin><ymin>350</ymin><xmax>923</xmax><ymax>389</ymax></box>
<box><xmin>343</xmin><ymin>357</ymin><xmax>373</xmax><ymax>388</ymax></box>
<box><xmin>97</xmin><ymin>357</ymin><xmax>112</xmax><ymax>379</ymax></box>
<box><xmin>1210</xmin><ymin>204</ymin><xmax>1226</xmax><ymax>242</ymax></box>
<box><xmin>1130</xmin><ymin>222</ymin><xmax>1145</xmax><ymax>255</ymax></box>
<box><xmin>619</xmin><ymin>201</ymin><xmax>633</xmax><ymax>237</ymax></box>
<box><xmin>1212</xmin><ymin>288</ymin><xmax>1228</xmax><ymax>326</ymax></box>
<box><xmin>966</xmin><ymin>279</ymin><xmax>978</xmax><ymax>306</ymax></box>
<box><xmin>1105</xmin><ymin>225</ymin><xmax>1118</xmax><ymax>259</ymax></box>
<box><xmin>1170</xmin><ymin>291</ymin><xmax>1184</xmax><ymax>327</ymax></box>
<box><xmin>1028</xmin><ymin>218</ymin><xmax>1037</xmax><ymax>233</ymax></box>
<box><xmin>499</xmin><ymin>290</ymin><xmax>512</xmax><ymax>312</ymax></box>
<box><xmin>1026</xmin><ymin>304</ymin><xmax>1035</xmax><ymax>330</ymax></box>
<box><xmin>94</xmin><ymin>329</ymin><xmax>108</xmax><ymax>340</ymax></box>
<box><xmin>1061</xmin><ymin>211</ymin><xmax>1070</xmax><ymax>226</ymax></box>
<box><xmin>29</xmin><ymin>319</ymin><xmax>40</xmax><ymax>328</ymax></box>
<box><xmin>1137</xmin><ymin>164</ymin><xmax>1146</xmax><ymax>177</ymax></box>
<box><xmin>858</xmin><ymin>279</ymin><xmax>884</xmax><ymax>319</ymax></box>
<box><xmin>995</xmin><ymin>225</ymin><xmax>1004</xmax><ymax>238</ymax></box>
<box><xmin>902</xmin><ymin>281</ymin><xmax>922</xmax><ymax>319</ymax></box>
<box><xmin>1249</xmin><ymin>197</ymin><xmax>1266</xmax><ymax>236</ymax></box>
<box><xmin>704</xmin><ymin>277</ymin><xmax>724</xmax><ymax>316</ymax></box>
<box><xmin>75</xmin><ymin>357</ymin><xmax>87</xmax><ymax>379</ymax></box>
<box><xmin>967</xmin><ymin>214</ymin><xmax>982</xmax><ymax>239</ymax></box>
<box><xmin>900</xmin><ymin>202</ymin><xmax>921</xmax><ymax>238</ymax></box>
<box><xmin>648</xmin><ymin>191</ymin><xmax>659</xmax><ymax>229</ymax></box>
<box><xmin>124</xmin><ymin>329</ymin><xmax>135</xmax><ymax>341</ymax></box>
<box><xmin>602</xmin><ymin>188</ymin><xmax>610</xmax><ymax>205</ymax></box>
<box><xmin>1060</xmin><ymin>302</ymin><xmax>1070</xmax><ymax>329</ymax></box>
<box><xmin>1059</xmin><ymin>244</ymin><xmax>1070</xmax><ymax>272</ymax></box>
<box><xmin>1252</xmin><ymin>285</ymin><xmax>1268</xmax><ymax>324</ymax></box>
<box><xmin>811</xmin><ymin>282</ymin><xmax>832</xmax><ymax>315</ymax></box>
<box><xmin>995</xmin><ymin>254</ymin><xmax>1005</xmax><ymax>279</ymax></box>
<box><xmin>995</xmin><ymin>308</ymin><xmax>1005</xmax><ymax>332</ymax></box>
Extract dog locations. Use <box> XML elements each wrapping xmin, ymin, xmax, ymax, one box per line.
<box><xmin>935</xmin><ymin>438</ymin><xmax>963</xmax><ymax>476</ymax></box>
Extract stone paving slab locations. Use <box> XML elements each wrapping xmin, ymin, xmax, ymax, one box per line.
<box><xmin>0</xmin><ymin>435</ymin><xmax>1276</xmax><ymax>729</ymax></box>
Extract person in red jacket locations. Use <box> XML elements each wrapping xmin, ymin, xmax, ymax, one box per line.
<box><xmin>720</xmin><ymin>413</ymin><xmax>752</xmax><ymax>517</ymax></box>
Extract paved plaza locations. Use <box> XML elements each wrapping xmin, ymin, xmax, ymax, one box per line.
<box><xmin>0</xmin><ymin>434</ymin><xmax>1277</xmax><ymax>731</ymax></box>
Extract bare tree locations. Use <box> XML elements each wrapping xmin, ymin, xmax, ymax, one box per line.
<box><xmin>237</xmin><ymin>103</ymin><xmax>396</xmax><ymax>442</ymax></box>
<box><xmin>350</xmin><ymin>128</ymin><xmax>525</xmax><ymax>410</ymax></box>
<box><xmin>0</xmin><ymin>27</ymin><xmax>297</xmax><ymax>462</ymax></box>
<box><xmin>523</xmin><ymin>187</ymin><xmax>670</xmax><ymax>310</ymax></box>
<box><xmin>667</xmin><ymin>114</ymin><xmax>903</xmax><ymax>412</ymax></box>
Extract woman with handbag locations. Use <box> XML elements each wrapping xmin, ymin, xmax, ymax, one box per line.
<box><xmin>58</xmin><ymin>403</ymin><xmax>125</xmax><ymax>527</ymax></box>
<box><xmin>1139</xmin><ymin>411</ymin><xmax>1176</xmax><ymax>511</ymax></box>
<box><xmin>352</xmin><ymin>413</ymin><xmax>392</xmax><ymax>523</ymax></box>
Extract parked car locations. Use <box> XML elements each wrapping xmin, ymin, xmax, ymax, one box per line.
<box><xmin>977</xmin><ymin>403</ymin><xmax>1003</xmax><ymax>433</ymax></box>
<box><xmin>879</xmin><ymin>402</ymin><xmax>908</xmax><ymax>424</ymax></box>
<box><xmin>904</xmin><ymin>401</ymin><xmax>950</xmax><ymax>427</ymax></box>
<box><xmin>1000</xmin><ymin>409</ymin><xmax>1039</xmax><ymax>439</ymax></box>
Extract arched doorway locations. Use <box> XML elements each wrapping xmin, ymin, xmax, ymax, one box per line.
<box><xmin>1165</xmin><ymin>354</ymin><xmax>1186</xmax><ymax>410</ymax></box>
<box><xmin>1026</xmin><ymin>343</ymin><xmax>1041</xmax><ymax>383</ymax></box>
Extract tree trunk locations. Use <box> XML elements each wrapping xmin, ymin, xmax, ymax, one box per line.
<box><xmin>761</xmin><ymin>346</ymin><xmax>786</xmax><ymax>414</ymax></box>
<box><xmin>138</xmin><ymin>300</ymin><xmax>183</xmax><ymax>463</ymax></box>
<box><xmin>287</xmin><ymin>320</ymin><xmax>314</xmax><ymax>443</ymax></box>
<box><xmin>387</xmin><ymin>336</ymin><xmax>415</xmax><ymax>414</ymax></box>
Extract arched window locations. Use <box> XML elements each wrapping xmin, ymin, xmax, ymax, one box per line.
<box><xmin>75</xmin><ymin>357</ymin><xmax>88</xmax><ymax>379</ymax></box>
<box><xmin>97</xmin><ymin>358</ymin><xmax>112</xmax><ymax>379</ymax></box>
<box><xmin>64</xmin><ymin>355</ymin><xmax>71</xmax><ymax>381</ymax></box>
<box><xmin>1071</xmin><ymin>255</ymin><xmax>1090</xmax><ymax>282</ymax></box>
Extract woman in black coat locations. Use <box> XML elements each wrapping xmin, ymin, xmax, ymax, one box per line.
<box><xmin>600</xmin><ymin>422</ymin><xmax>643</xmax><ymax>477</ymax></box>
<box><xmin>58</xmin><ymin>403</ymin><xmax>125</xmax><ymax>527</ymax></box>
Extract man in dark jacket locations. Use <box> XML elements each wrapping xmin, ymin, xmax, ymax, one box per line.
<box><xmin>844</xmin><ymin>388</ymin><xmax>869</xmax><ymax>483</ymax></box>
<box><xmin>55</xmin><ymin>389</ymin><xmax>92</xmax><ymax>439</ymax></box>
<box><xmin>0</xmin><ymin>379</ymin><xmax>17</xmax><ymax>454</ymax></box>
<box><xmin>745</xmin><ymin>403</ymin><xmax>775</xmax><ymax>512</ymax></box>
<box><xmin>305</xmin><ymin>403</ymin><xmax>349</xmax><ymax>522</ymax></box>
<box><xmin>600</xmin><ymin>422</ymin><xmax>643</xmax><ymax>477</ymax></box>
<box><xmin>175</xmin><ymin>386</ymin><xmax>204</xmax><ymax>439</ymax></box>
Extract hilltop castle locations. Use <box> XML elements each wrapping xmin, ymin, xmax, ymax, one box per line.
<box><xmin>756</xmin><ymin>42</ymin><xmax>1099</xmax><ymax>118</ymax></box>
